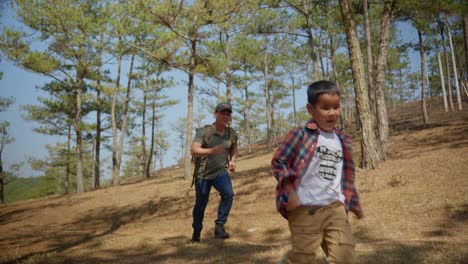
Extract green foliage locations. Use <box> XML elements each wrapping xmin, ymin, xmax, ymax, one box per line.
<box><xmin>122</xmin><ymin>138</ymin><xmax>144</xmax><ymax>179</ymax></box>
<box><xmin>20</xmin><ymin>80</ymin><xmax>82</xmax><ymax>136</ymax></box>
<box><xmin>22</xmin><ymin>51</ymin><xmax>61</xmax><ymax>74</ymax></box>
<box><xmin>0</xmin><ymin>96</ymin><xmax>14</xmax><ymax>112</ymax></box>
<box><xmin>28</xmin><ymin>140</ymin><xmax>96</xmax><ymax>194</ymax></box>
<box><xmin>4</xmin><ymin>176</ymin><xmax>56</xmax><ymax>203</ymax></box>
<box><xmin>0</xmin><ymin>121</ymin><xmax>13</xmax><ymax>143</ymax></box>
<box><xmin>0</xmin><ymin>29</ymin><xmax>30</xmax><ymax>61</ymax></box>
<box><xmin>0</xmin><ymin>97</ymin><xmax>15</xmax><ymax>155</ymax></box>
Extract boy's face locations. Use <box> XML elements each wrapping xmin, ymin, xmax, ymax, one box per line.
<box><xmin>307</xmin><ymin>93</ymin><xmax>341</xmax><ymax>133</ymax></box>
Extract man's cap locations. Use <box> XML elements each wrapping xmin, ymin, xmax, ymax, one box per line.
<box><xmin>215</xmin><ymin>102</ymin><xmax>232</xmax><ymax>113</ymax></box>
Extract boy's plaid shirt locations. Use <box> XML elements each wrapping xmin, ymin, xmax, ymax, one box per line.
<box><xmin>271</xmin><ymin>119</ymin><xmax>362</xmax><ymax>219</ymax></box>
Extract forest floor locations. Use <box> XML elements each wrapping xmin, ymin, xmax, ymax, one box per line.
<box><xmin>1</xmin><ymin>97</ymin><xmax>468</xmax><ymax>264</ymax></box>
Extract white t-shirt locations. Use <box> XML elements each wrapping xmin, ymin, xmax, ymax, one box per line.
<box><xmin>297</xmin><ymin>130</ymin><xmax>345</xmax><ymax>206</ymax></box>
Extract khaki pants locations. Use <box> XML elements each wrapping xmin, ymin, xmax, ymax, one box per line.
<box><xmin>283</xmin><ymin>202</ymin><xmax>356</xmax><ymax>264</ymax></box>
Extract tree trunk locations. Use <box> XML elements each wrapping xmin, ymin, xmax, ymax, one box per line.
<box><xmin>91</xmin><ymin>137</ymin><xmax>95</xmax><ymax>190</ymax></box>
<box><xmin>0</xmin><ymin>180</ymin><xmax>3</xmax><ymax>204</ymax></box>
<box><xmin>263</xmin><ymin>35</ymin><xmax>273</xmax><ymax>152</ymax></box>
<box><xmin>117</xmin><ymin>53</ymin><xmax>135</xmax><ymax>182</ymax></box>
<box><xmin>292</xmin><ymin>77</ymin><xmax>298</xmax><ymax>127</ymax></box>
<box><xmin>336</xmin><ymin>79</ymin><xmax>345</xmax><ymax>130</ymax></box>
<box><xmin>147</xmin><ymin>95</ymin><xmax>156</xmax><ymax>178</ymax></box>
<box><xmin>441</xmin><ymin>27</ymin><xmax>455</xmax><ymax>111</ymax></box>
<box><xmin>436</xmin><ymin>46</ymin><xmax>448</xmax><ymax>112</ymax></box>
<box><xmin>373</xmin><ymin>0</ymin><xmax>395</xmax><ymax>160</ymax></box>
<box><xmin>270</xmin><ymin>91</ymin><xmax>276</xmax><ymax>144</ymax></box>
<box><xmin>363</xmin><ymin>0</ymin><xmax>376</xmax><ymax>119</ymax></box>
<box><xmin>183</xmin><ymin>40</ymin><xmax>196</xmax><ymax>181</ymax></box>
<box><xmin>418</xmin><ymin>29</ymin><xmax>429</xmax><ymax>124</ymax></box>
<box><xmin>112</xmin><ymin>50</ymin><xmax>123</xmax><ymax>186</ymax></box>
<box><xmin>463</xmin><ymin>14</ymin><xmax>468</xmax><ymax>75</ymax></box>
<box><xmin>426</xmin><ymin>63</ymin><xmax>432</xmax><ymax>98</ymax></box>
<box><xmin>243</xmin><ymin>68</ymin><xmax>252</xmax><ymax>153</ymax></box>
<box><xmin>159</xmin><ymin>146</ymin><xmax>164</xmax><ymax>169</ymax></box>
<box><xmin>399</xmin><ymin>68</ymin><xmax>405</xmax><ymax>104</ymax></box>
<box><xmin>94</xmin><ymin>82</ymin><xmax>101</xmax><ymax>189</ymax></box>
<box><xmin>224</xmin><ymin>32</ymin><xmax>232</xmax><ymax>103</ymax></box>
<box><xmin>339</xmin><ymin>0</ymin><xmax>381</xmax><ymax>169</ymax></box>
<box><xmin>306</xmin><ymin>27</ymin><xmax>320</xmax><ymax>80</ymax></box>
<box><xmin>65</xmin><ymin>125</ymin><xmax>71</xmax><ymax>194</ymax></box>
<box><xmin>75</xmin><ymin>77</ymin><xmax>84</xmax><ymax>193</ymax></box>
<box><xmin>302</xmin><ymin>1</ymin><xmax>319</xmax><ymax>79</ymax></box>
<box><xmin>142</xmin><ymin>80</ymin><xmax>148</xmax><ymax>178</ymax></box>
<box><xmin>0</xmin><ymin>160</ymin><xmax>4</xmax><ymax>204</ymax></box>
<box><xmin>94</xmin><ymin>34</ymin><xmax>104</xmax><ymax>190</ymax></box>
<box><xmin>387</xmin><ymin>68</ymin><xmax>396</xmax><ymax>111</ymax></box>
<box><xmin>147</xmin><ymin>75</ymin><xmax>160</xmax><ymax>178</ymax></box>
<box><xmin>435</xmin><ymin>32</ymin><xmax>448</xmax><ymax>113</ymax></box>
<box><xmin>446</xmin><ymin>20</ymin><xmax>462</xmax><ymax>111</ymax></box>
<box><xmin>318</xmin><ymin>50</ymin><xmax>326</xmax><ymax>78</ymax></box>
<box><xmin>330</xmin><ymin>33</ymin><xmax>343</xmax><ymax>128</ymax></box>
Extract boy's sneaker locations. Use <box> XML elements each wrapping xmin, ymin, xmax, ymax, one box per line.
<box><xmin>191</xmin><ymin>230</ymin><xmax>201</xmax><ymax>242</ymax></box>
<box><xmin>214</xmin><ymin>224</ymin><xmax>230</xmax><ymax>239</ymax></box>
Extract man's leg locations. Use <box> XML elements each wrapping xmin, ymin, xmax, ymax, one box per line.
<box><xmin>192</xmin><ymin>178</ymin><xmax>213</xmax><ymax>241</ymax></box>
<box><xmin>212</xmin><ymin>171</ymin><xmax>234</xmax><ymax>238</ymax></box>
<box><xmin>321</xmin><ymin>203</ymin><xmax>356</xmax><ymax>264</ymax></box>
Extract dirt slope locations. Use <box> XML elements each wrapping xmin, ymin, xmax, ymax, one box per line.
<box><xmin>1</xmin><ymin>101</ymin><xmax>467</xmax><ymax>264</ymax></box>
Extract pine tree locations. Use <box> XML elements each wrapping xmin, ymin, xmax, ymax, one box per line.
<box><xmin>0</xmin><ymin>97</ymin><xmax>15</xmax><ymax>204</ymax></box>
<box><xmin>339</xmin><ymin>0</ymin><xmax>382</xmax><ymax>169</ymax></box>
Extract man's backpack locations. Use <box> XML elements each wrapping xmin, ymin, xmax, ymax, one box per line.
<box><xmin>191</xmin><ymin>125</ymin><xmax>237</xmax><ymax>187</ymax></box>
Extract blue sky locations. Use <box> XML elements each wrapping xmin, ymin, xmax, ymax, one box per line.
<box><xmin>0</xmin><ymin>58</ymin><xmax>195</xmax><ymax>177</ymax></box>
<box><xmin>1</xmin><ymin>60</ymin><xmax>58</xmax><ymax>175</ymax></box>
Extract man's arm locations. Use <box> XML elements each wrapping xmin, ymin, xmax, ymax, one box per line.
<box><xmin>228</xmin><ymin>144</ymin><xmax>237</xmax><ymax>172</ymax></box>
<box><xmin>191</xmin><ymin>142</ymin><xmax>225</xmax><ymax>157</ymax></box>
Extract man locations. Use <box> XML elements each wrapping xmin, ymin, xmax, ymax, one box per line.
<box><xmin>190</xmin><ymin>102</ymin><xmax>238</xmax><ymax>242</ymax></box>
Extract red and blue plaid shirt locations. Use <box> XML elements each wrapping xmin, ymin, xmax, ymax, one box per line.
<box><xmin>271</xmin><ymin>119</ymin><xmax>362</xmax><ymax>219</ymax></box>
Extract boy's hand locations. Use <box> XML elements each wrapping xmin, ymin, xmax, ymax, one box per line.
<box><xmin>284</xmin><ymin>181</ymin><xmax>301</xmax><ymax>211</ymax></box>
<box><xmin>350</xmin><ymin>207</ymin><xmax>364</xmax><ymax>219</ymax></box>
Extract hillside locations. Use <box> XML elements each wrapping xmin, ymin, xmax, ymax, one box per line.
<box><xmin>1</xmin><ymin>98</ymin><xmax>467</xmax><ymax>264</ymax></box>
<box><xmin>4</xmin><ymin>177</ymin><xmax>49</xmax><ymax>204</ymax></box>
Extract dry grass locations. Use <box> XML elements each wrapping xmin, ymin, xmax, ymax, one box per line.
<box><xmin>1</xmin><ymin>100</ymin><xmax>467</xmax><ymax>264</ymax></box>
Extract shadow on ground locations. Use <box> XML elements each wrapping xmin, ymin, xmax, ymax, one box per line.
<box><xmin>357</xmin><ymin>241</ymin><xmax>467</xmax><ymax>264</ymax></box>
<box><xmin>3</xmin><ymin>235</ymin><xmax>281</xmax><ymax>264</ymax></box>
<box><xmin>0</xmin><ymin>192</ymin><xmax>193</xmax><ymax>264</ymax></box>
<box><xmin>353</xmin><ymin>225</ymin><xmax>467</xmax><ymax>264</ymax></box>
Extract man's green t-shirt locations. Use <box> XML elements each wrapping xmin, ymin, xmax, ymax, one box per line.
<box><xmin>193</xmin><ymin>125</ymin><xmax>237</xmax><ymax>180</ymax></box>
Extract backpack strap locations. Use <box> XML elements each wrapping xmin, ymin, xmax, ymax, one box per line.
<box><xmin>191</xmin><ymin>125</ymin><xmax>216</xmax><ymax>187</ymax></box>
<box><xmin>202</xmin><ymin>125</ymin><xmax>215</xmax><ymax>148</ymax></box>
<box><xmin>226</xmin><ymin>126</ymin><xmax>237</xmax><ymax>161</ymax></box>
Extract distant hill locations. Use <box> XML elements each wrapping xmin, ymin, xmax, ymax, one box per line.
<box><xmin>5</xmin><ymin>176</ymin><xmax>55</xmax><ymax>203</ymax></box>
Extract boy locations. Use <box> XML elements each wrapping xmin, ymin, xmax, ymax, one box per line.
<box><xmin>190</xmin><ymin>102</ymin><xmax>238</xmax><ymax>242</ymax></box>
<box><xmin>272</xmin><ymin>80</ymin><xmax>363</xmax><ymax>264</ymax></box>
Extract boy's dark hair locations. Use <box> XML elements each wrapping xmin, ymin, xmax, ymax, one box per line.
<box><xmin>307</xmin><ymin>80</ymin><xmax>340</xmax><ymax>106</ymax></box>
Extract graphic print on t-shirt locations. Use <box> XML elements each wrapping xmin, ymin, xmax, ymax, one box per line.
<box><xmin>316</xmin><ymin>145</ymin><xmax>343</xmax><ymax>181</ymax></box>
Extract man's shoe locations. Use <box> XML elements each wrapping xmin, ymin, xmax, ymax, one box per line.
<box><xmin>191</xmin><ymin>231</ymin><xmax>201</xmax><ymax>242</ymax></box>
<box><xmin>214</xmin><ymin>224</ymin><xmax>230</xmax><ymax>239</ymax></box>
